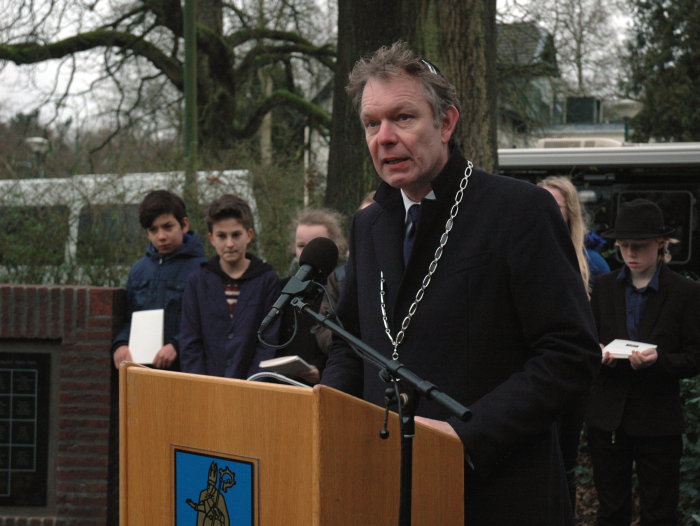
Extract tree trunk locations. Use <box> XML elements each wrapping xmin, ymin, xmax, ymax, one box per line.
<box><xmin>482</xmin><ymin>0</ymin><xmax>498</xmax><ymax>172</ymax></box>
<box><xmin>408</xmin><ymin>0</ymin><xmax>496</xmax><ymax>171</ymax></box>
<box><xmin>198</xmin><ymin>0</ymin><xmax>222</xmax><ymax>34</ymax></box>
<box><xmin>196</xmin><ymin>0</ymin><xmax>237</xmax><ymax>150</ymax></box>
<box><xmin>434</xmin><ymin>0</ymin><xmax>495</xmax><ymax>172</ymax></box>
<box><xmin>324</xmin><ymin>0</ymin><xmax>405</xmax><ymax>218</ymax></box>
<box><xmin>259</xmin><ymin>68</ymin><xmax>273</xmax><ymax>167</ymax></box>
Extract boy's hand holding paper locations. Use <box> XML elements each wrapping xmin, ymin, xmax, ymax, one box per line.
<box><xmin>628</xmin><ymin>346</ymin><xmax>658</xmax><ymax>370</ymax></box>
<box><xmin>602</xmin><ymin>339</ymin><xmax>657</xmax><ymax>360</ymax></box>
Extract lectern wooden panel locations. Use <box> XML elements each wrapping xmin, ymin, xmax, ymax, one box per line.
<box><xmin>119</xmin><ymin>363</ymin><xmax>463</xmax><ymax>525</ymax></box>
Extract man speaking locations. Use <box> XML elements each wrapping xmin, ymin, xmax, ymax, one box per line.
<box><xmin>321</xmin><ymin>42</ymin><xmax>601</xmax><ymax>525</ymax></box>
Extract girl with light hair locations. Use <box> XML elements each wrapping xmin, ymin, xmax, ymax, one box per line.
<box><xmin>538</xmin><ymin>175</ymin><xmax>610</xmax><ymax>515</ymax></box>
<box><xmin>538</xmin><ymin>176</ymin><xmax>591</xmax><ymax>290</ymax></box>
<box><xmin>277</xmin><ymin>208</ymin><xmax>347</xmax><ymax>385</ymax></box>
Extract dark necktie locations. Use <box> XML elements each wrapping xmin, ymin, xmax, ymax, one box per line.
<box><xmin>403</xmin><ymin>204</ymin><xmax>421</xmax><ymax>266</ymax></box>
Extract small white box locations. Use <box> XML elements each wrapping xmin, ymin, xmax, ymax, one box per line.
<box><xmin>259</xmin><ymin>355</ymin><xmax>312</xmax><ymax>375</ymax></box>
<box><xmin>602</xmin><ymin>339</ymin><xmax>657</xmax><ymax>360</ymax></box>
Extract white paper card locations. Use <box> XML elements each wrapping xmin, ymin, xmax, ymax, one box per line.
<box><xmin>603</xmin><ymin>339</ymin><xmax>657</xmax><ymax>360</ymax></box>
<box><xmin>259</xmin><ymin>355</ymin><xmax>312</xmax><ymax>375</ymax></box>
<box><xmin>128</xmin><ymin>309</ymin><xmax>164</xmax><ymax>364</ymax></box>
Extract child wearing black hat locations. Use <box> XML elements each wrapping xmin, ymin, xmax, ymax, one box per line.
<box><xmin>584</xmin><ymin>199</ymin><xmax>700</xmax><ymax>526</ymax></box>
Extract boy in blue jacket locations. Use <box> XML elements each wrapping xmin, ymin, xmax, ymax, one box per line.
<box><xmin>111</xmin><ymin>190</ymin><xmax>207</xmax><ymax>371</ymax></box>
<box><xmin>180</xmin><ymin>194</ymin><xmax>280</xmax><ymax>379</ymax></box>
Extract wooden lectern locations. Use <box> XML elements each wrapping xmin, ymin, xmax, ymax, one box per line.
<box><xmin>119</xmin><ymin>363</ymin><xmax>463</xmax><ymax>525</ymax></box>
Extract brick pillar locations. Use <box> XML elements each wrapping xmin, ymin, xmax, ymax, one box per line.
<box><xmin>0</xmin><ymin>285</ymin><xmax>125</xmax><ymax>526</ymax></box>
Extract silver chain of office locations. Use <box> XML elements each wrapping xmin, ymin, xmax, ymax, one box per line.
<box><xmin>381</xmin><ymin>161</ymin><xmax>473</xmax><ymax>361</ymax></box>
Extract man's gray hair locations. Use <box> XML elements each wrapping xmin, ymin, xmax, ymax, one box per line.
<box><xmin>347</xmin><ymin>42</ymin><xmax>461</xmax><ymax>134</ymax></box>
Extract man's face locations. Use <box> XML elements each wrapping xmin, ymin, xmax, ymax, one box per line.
<box><xmin>146</xmin><ymin>213</ymin><xmax>188</xmax><ymax>255</ymax></box>
<box><xmin>360</xmin><ymin>75</ymin><xmax>458</xmax><ymax>201</ymax></box>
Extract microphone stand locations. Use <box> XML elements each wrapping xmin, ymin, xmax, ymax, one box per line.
<box><xmin>287</xmin><ymin>295</ymin><xmax>471</xmax><ymax>526</ymax></box>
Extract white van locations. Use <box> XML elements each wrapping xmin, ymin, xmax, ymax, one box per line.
<box><xmin>0</xmin><ymin>170</ymin><xmax>260</xmax><ymax>286</ymax></box>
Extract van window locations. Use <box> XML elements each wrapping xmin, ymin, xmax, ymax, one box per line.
<box><xmin>0</xmin><ymin>206</ymin><xmax>70</xmax><ymax>265</ymax></box>
<box><xmin>77</xmin><ymin>205</ymin><xmax>144</xmax><ymax>266</ymax></box>
<box><xmin>617</xmin><ymin>191</ymin><xmax>694</xmax><ymax>265</ymax></box>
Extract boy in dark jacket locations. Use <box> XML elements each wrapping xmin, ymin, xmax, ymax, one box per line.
<box><xmin>179</xmin><ymin>194</ymin><xmax>280</xmax><ymax>379</ymax></box>
<box><xmin>111</xmin><ymin>190</ymin><xmax>207</xmax><ymax>371</ymax></box>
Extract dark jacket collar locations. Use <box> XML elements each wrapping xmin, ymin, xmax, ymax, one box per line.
<box><xmin>373</xmin><ymin>146</ymin><xmax>467</xmax><ymax>209</ymax></box>
<box><xmin>204</xmin><ymin>253</ymin><xmax>274</xmax><ymax>283</ymax></box>
<box><xmin>370</xmin><ymin>146</ymin><xmax>470</xmax><ymax>331</ymax></box>
<box><xmin>613</xmin><ymin>262</ymin><xmax>670</xmax><ymax>342</ymax></box>
<box><xmin>429</xmin><ymin>145</ymin><xmax>470</xmax><ymax>200</ymax></box>
<box><xmin>637</xmin><ymin>262</ymin><xmax>670</xmax><ymax>342</ymax></box>
<box><xmin>146</xmin><ymin>230</ymin><xmax>206</xmax><ymax>262</ymax></box>
<box><xmin>617</xmin><ymin>261</ymin><xmax>662</xmax><ymax>292</ymax></box>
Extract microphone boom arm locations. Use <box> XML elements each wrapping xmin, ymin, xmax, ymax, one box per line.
<box><xmin>258</xmin><ymin>276</ymin><xmax>317</xmax><ymax>336</ymax></box>
<box><xmin>289</xmin><ymin>296</ymin><xmax>471</xmax><ymax>526</ymax></box>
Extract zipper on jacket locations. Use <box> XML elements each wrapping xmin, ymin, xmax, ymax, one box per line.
<box><xmin>612</xmin><ymin>430</ymin><xmax>616</xmax><ymax>444</ymax></box>
<box><xmin>159</xmin><ymin>257</ymin><xmax>164</xmax><ymax>265</ymax></box>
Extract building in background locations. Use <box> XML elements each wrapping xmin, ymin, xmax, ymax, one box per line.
<box><xmin>496</xmin><ymin>22</ymin><xmax>562</xmax><ymax>148</ymax></box>
<box><xmin>303</xmin><ymin>22</ymin><xmax>635</xmax><ymax>180</ymax></box>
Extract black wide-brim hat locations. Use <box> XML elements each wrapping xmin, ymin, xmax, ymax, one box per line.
<box><xmin>601</xmin><ymin>199</ymin><xmax>675</xmax><ymax>240</ymax></box>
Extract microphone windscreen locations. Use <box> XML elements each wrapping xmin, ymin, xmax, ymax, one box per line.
<box><xmin>299</xmin><ymin>237</ymin><xmax>339</xmax><ymax>279</ymax></box>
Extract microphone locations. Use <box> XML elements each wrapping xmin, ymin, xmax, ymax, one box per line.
<box><xmin>258</xmin><ymin>237</ymin><xmax>339</xmax><ymax>335</ymax></box>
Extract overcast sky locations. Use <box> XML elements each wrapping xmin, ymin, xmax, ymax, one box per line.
<box><xmin>0</xmin><ymin>0</ymin><xmax>631</xmax><ymax>126</ymax></box>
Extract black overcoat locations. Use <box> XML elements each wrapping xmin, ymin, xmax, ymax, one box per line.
<box><xmin>322</xmin><ymin>149</ymin><xmax>601</xmax><ymax>525</ymax></box>
<box><xmin>585</xmin><ymin>263</ymin><xmax>700</xmax><ymax>435</ymax></box>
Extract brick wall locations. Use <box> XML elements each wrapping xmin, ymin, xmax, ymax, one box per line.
<box><xmin>0</xmin><ymin>285</ymin><xmax>125</xmax><ymax>526</ymax></box>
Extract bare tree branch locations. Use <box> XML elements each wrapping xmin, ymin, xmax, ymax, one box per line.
<box><xmin>222</xmin><ymin>1</ymin><xmax>252</xmax><ymax>28</ymax></box>
<box><xmin>235</xmin><ymin>42</ymin><xmax>335</xmax><ymax>79</ymax></box>
<box><xmin>238</xmin><ymin>88</ymin><xmax>330</xmax><ymax>139</ymax></box>
<box><xmin>0</xmin><ymin>29</ymin><xmax>184</xmax><ymax>90</ymax></box>
<box><xmin>107</xmin><ymin>5</ymin><xmax>149</xmax><ymax>29</ymax></box>
<box><xmin>0</xmin><ymin>0</ymin><xmax>337</xmax><ymax>159</ymax></box>
<box><xmin>228</xmin><ymin>27</ymin><xmax>330</xmax><ymax>49</ymax></box>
